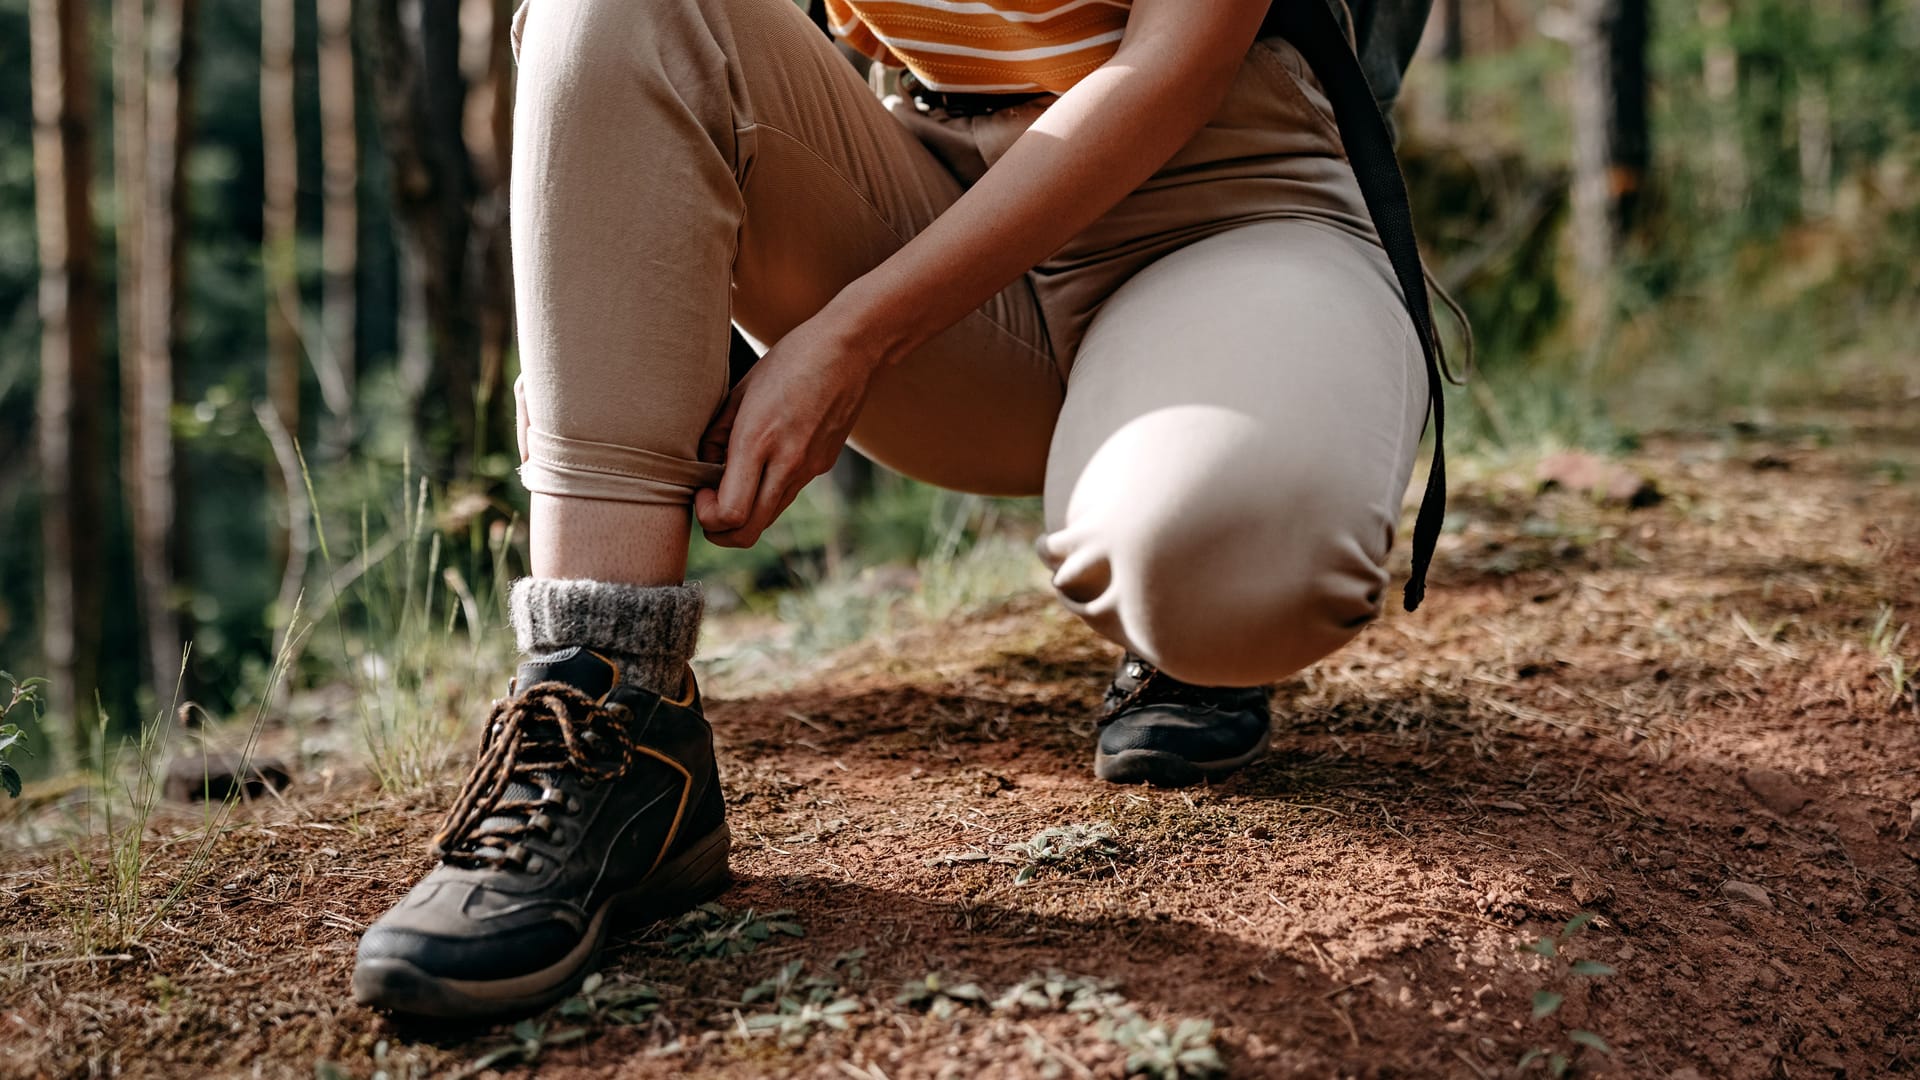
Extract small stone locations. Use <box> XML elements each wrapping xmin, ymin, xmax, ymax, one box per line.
<box><xmin>1536</xmin><ymin>451</ymin><xmax>1664</xmax><ymax>507</ymax></box>
<box><xmin>1720</xmin><ymin>880</ymin><xmax>1774</xmax><ymax>909</ymax></box>
<box><xmin>1741</xmin><ymin>769</ymin><xmax>1810</xmax><ymax>816</ymax></box>
<box><xmin>164</xmin><ymin>751</ymin><xmax>291</xmax><ymax>803</ymax></box>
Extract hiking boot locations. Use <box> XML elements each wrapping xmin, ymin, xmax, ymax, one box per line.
<box><xmin>1093</xmin><ymin>653</ymin><xmax>1273</xmax><ymax>787</ymax></box>
<box><xmin>352</xmin><ymin>647</ymin><xmax>730</xmax><ymax>1018</ymax></box>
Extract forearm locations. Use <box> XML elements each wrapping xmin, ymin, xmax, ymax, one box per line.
<box><xmin>828</xmin><ymin>0</ymin><xmax>1270</xmax><ymax>365</ymax></box>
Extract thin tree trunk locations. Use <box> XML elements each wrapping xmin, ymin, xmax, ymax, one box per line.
<box><xmin>317</xmin><ymin>0</ymin><xmax>358</xmax><ymax>456</ymax></box>
<box><xmin>465</xmin><ymin>0</ymin><xmax>514</xmax><ymax>467</ymax></box>
<box><xmin>30</xmin><ymin>0</ymin><xmax>104</xmax><ymax>765</ymax></box>
<box><xmin>1700</xmin><ymin>0</ymin><xmax>1745</xmax><ymax>209</ymax></box>
<box><xmin>1568</xmin><ymin>0</ymin><xmax>1648</xmax><ymax>325</ymax></box>
<box><xmin>134</xmin><ymin>0</ymin><xmax>198</xmax><ymax>700</ymax></box>
<box><xmin>113</xmin><ymin>0</ymin><xmax>147</xmax><ymax>521</ymax></box>
<box><xmin>262</xmin><ymin>0</ymin><xmax>300</xmax><ymax>611</ymax></box>
<box><xmin>1796</xmin><ymin>79</ymin><xmax>1832</xmax><ymax>219</ymax></box>
<box><xmin>1440</xmin><ymin>0</ymin><xmax>1465</xmax><ymax>123</ymax></box>
<box><xmin>361</xmin><ymin>0</ymin><xmax>517</xmax><ymax>473</ymax></box>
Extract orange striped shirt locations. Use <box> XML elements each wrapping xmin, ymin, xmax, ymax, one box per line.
<box><xmin>823</xmin><ymin>0</ymin><xmax>1133</xmax><ymax>94</ymax></box>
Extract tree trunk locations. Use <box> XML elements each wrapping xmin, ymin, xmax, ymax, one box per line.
<box><xmin>262</xmin><ymin>0</ymin><xmax>301</xmax><ymax>620</ymax></box>
<box><xmin>30</xmin><ymin>0</ymin><xmax>104</xmax><ymax>765</ymax></box>
<box><xmin>317</xmin><ymin>0</ymin><xmax>358</xmax><ymax>457</ymax></box>
<box><xmin>1568</xmin><ymin>0</ymin><xmax>1648</xmax><ymax>323</ymax></box>
<box><xmin>133</xmin><ymin>0</ymin><xmax>198</xmax><ymax>700</ymax></box>
<box><xmin>1699</xmin><ymin>0</ymin><xmax>1745</xmax><ymax>209</ymax></box>
<box><xmin>360</xmin><ymin>0</ymin><xmax>515</xmax><ymax>473</ymax></box>
<box><xmin>113</xmin><ymin>0</ymin><xmax>147</xmax><ymax>517</ymax></box>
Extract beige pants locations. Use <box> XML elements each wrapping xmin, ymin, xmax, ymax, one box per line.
<box><xmin>510</xmin><ymin>0</ymin><xmax>1427</xmax><ymax>686</ymax></box>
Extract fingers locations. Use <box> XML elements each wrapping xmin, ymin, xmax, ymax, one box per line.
<box><xmin>698</xmin><ymin>383</ymin><xmax>744</xmax><ymax>466</ymax></box>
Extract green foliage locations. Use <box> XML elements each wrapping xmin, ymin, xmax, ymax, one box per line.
<box><xmin>1103</xmin><ymin>1016</ymin><xmax>1226</xmax><ymax>1080</ymax></box>
<box><xmin>555</xmin><ymin>972</ymin><xmax>662</xmax><ymax>1026</ymax></box>
<box><xmin>737</xmin><ymin>958</ymin><xmax>863</xmax><ymax>1046</ymax></box>
<box><xmin>1517</xmin><ymin>913</ymin><xmax>1617</xmax><ymax>1076</ymax></box>
<box><xmin>0</xmin><ymin>672</ymin><xmax>45</xmax><ymax>798</ymax></box>
<box><xmin>456</xmin><ymin>1019</ymin><xmax>588</xmax><ymax>1077</ymax></box>
<box><xmin>660</xmin><ymin>902</ymin><xmax>806</xmax><ymax>960</ymax></box>
<box><xmin>896</xmin><ymin>971</ymin><xmax>990</xmax><ymax>1020</ymax></box>
<box><xmin>1006</xmin><ymin>822</ymin><xmax>1126</xmax><ymax>885</ymax></box>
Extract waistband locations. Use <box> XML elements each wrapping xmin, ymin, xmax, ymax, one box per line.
<box><xmin>899</xmin><ymin>71</ymin><xmax>1048</xmax><ymax>117</ymax></box>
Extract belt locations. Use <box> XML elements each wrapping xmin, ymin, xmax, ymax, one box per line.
<box><xmin>899</xmin><ymin>71</ymin><xmax>1047</xmax><ymax>117</ymax></box>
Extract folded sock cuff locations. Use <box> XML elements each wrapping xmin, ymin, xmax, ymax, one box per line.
<box><xmin>509</xmin><ymin>577</ymin><xmax>704</xmax><ymax>692</ymax></box>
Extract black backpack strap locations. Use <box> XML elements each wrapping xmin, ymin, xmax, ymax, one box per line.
<box><xmin>1260</xmin><ymin>0</ymin><xmax>1446</xmax><ymax>612</ymax></box>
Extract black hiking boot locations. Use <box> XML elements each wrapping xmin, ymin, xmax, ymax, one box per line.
<box><xmin>352</xmin><ymin>647</ymin><xmax>730</xmax><ymax>1019</ymax></box>
<box><xmin>1093</xmin><ymin>653</ymin><xmax>1273</xmax><ymax>787</ymax></box>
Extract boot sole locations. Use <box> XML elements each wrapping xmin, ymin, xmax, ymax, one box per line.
<box><xmin>1093</xmin><ymin>728</ymin><xmax>1271</xmax><ymax>787</ymax></box>
<box><xmin>352</xmin><ymin>822</ymin><xmax>732</xmax><ymax>1019</ymax></box>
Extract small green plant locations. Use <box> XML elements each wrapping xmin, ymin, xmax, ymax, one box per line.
<box><xmin>1517</xmin><ymin>913</ymin><xmax>1617</xmax><ymax>1077</ymax></box>
<box><xmin>736</xmin><ymin>958</ymin><xmax>861</xmax><ymax>1046</ymax></box>
<box><xmin>1006</xmin><ymin>822</ymin><xmax>1125</xmax><ymax>884</ymax></box>
<box><xmin>993</xmin><ymin>971</ymin><xmax>1127</xmax><ymax>1016</ymax></box>
<box><xmin>556</xmin><ymin>972</ymin><xmax>661</xmax><ymax>1026</ymax></box>
<box><xmin>661</xmin><ymin>902</ymin><xmax>806</xmax><ymax>959</ymax></box>
<box><xmin>896</xmin><ymin>972</ymin><xmax>990</xmax><ymax>1020</ymax></box>
<box><xmin>1101</xmin><ymin>1016</ymin><xmax>1226</xmax><ymax>1080</ymax></box>
<box><xmin>456</xmin><ymin>1019</ymin><xmax>587</xmax><ymax>1076</ymax></box>
<box><xmin>0</xmin><ymin>672</ymin><xmax>45</xmax><ymax>797</ymax></box>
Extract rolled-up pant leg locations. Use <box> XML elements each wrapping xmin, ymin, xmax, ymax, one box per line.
<box><xmin>1038</xmin><ymin>220</ymin><xmax>1429</xmax><ymax>688</ymax></box>
<box><xmin>510</xmin><ymin>0</ymin><xmax>1059</xmax><ymax>505</ymax></box>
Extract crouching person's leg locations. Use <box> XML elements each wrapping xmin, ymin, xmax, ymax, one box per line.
<box><xmin>354</xmin><ymin>0</ymin><xmax>977</xmax><ymax>1018</ymax></box>
<box><xmin>1040</xmin><ymin>221</ymin><xmax>1428</xmax><ymax>787</ymax></box>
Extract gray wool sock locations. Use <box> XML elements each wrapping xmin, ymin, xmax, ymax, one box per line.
<box><xmin>508</xmin><ymin>577</ymin><xmax>704</xmax><ymax>696</ymax></box>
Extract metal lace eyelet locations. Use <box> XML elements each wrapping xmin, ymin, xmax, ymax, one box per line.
<box><xmin>565</xmin><ymin>796</ymin><xmax>583</xmax><ymax>814</ymax></box>
<box><xmin>548</xmin><ymin>827</ymin><xmax>567</xmax><ymax>845</ymax></box>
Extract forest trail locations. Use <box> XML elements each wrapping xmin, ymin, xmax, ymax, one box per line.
<box><xmin>5</xmin><ymin>384</ymin><xmax>1919</xmax><ymax>1078</ymax></box>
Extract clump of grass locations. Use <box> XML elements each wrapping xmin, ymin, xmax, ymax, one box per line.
<box><xmin>1866</xmin><ymin>604</ymin><xmax>1915</xmax><ymax>712</ymax></box>
<box><xmin>299</xmin><ymin>454</ymin><xmax>518</xmax><ymax>795</ymax></box>
<box><xmin>55</xmin><ymin>638</ymin><xmax>288</xmax><ymax>956</ymax></box>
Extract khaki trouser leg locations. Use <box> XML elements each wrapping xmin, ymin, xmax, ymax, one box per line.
<box><xmin>1037</xmin><ymin>220</ymin><xmax>1427</xmax><ymax>687</ymax></box>
<box><xmin>510</xmin><ymin>0</ymin><xmax>1058</xmax><ymax>505</ymax></box>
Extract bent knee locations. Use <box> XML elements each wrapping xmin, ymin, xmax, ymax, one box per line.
<box><xmin>1043</xmin><ymin>496</ymin><xmax>1391</xmax><ymax>686</ymax></box>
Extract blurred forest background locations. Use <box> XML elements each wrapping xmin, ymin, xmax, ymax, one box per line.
<box><xmin>3</xmin><ymin>0</ymin><xmax>1917</xmax><ymax>775</ymax></box>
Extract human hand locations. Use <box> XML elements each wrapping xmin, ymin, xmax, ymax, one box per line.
<box><xmin>693</xmin><ymin>311</ymin><xmax>880</xmax><ymax>547</ymax></box>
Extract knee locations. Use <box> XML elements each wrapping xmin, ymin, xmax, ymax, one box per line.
<box><xmin>517</xmin><ymin>0</ymin><xmax>720</xmax><ymax>96</ymax></box>
<box><xmin>1045</xmin><ymin>481</ymin><xmax>1391</xmax><ymax>687</ymax></box>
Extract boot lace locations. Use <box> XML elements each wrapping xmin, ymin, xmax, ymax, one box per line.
<box><xmin>431</xmin><ymin>682</ymin><xmax>640</xmax><ymax>870</ymax></box>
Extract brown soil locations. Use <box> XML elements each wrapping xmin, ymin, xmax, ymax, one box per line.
<box><xmin>4</xmin><ymin>391</ymin><xmax>1919</xmax><ymax>1079</ymax></box>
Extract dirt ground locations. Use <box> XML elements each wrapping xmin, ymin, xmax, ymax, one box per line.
<box><xmin>4</xmin><ymin>381</ymin><xmax>1919</xmax><ymax>1078</ymax></box>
